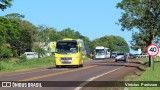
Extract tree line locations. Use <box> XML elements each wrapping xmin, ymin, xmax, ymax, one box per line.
<box><xmin>0</xmin><ymin>13</ymin><xmax>130</xmax><ymax>59</ymax></box>
<box><xmin>0</xmin><ymin>0</ymin><xmax>130</xmax><ymax>60</ymax></box>
<box><xmin>92</xmin><ymin>35</ymin><xmax>130</xmax><ymax>53</ymax></box>
<box><xmin>2</xmin><ymin>0</ymin><xmax>159</xmax><ymax>67</ymax></box>
<box><xmin>117</xmin><ymin>0</ymin><xmax>160</xmax><ymax>66</ymax></box>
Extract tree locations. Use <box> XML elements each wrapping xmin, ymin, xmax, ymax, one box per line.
<box><xmin>5</xmin><ymin>13</ymin><xmax>25</xmax><ymax>19</ymax></box>
<box><xmin>60</xmin><ymin>28</ymin><xmax>94</xmax><ymax>54</ymax></box>
<box><xmin>0</xmin><ymin>0</ymin><xmax>13</xmax><ymax>11</ymax></box>
<box><xmin>0</xmin><ymin>14</ymin><xmax>36</xmax><ymax>56</ymax></box>
<box><xmin>130</xmin><ymin>32</ymin><xmax>149</xmax><ymax>53</ymax></box>
<box><xmin>0</xmin><ymin>16</ymin><xmax>20</xmax><ymax>56</ymax></box>
<box><xmin>35</xmin><ymin>25</ymin><xmax>54</xmax><ymax>43</ymax></box>
<box><xmin>32</xmin><ymin>44</ymin><xmax>46</xmax><ymax>58</ymax></box>
<box><xmin>59</xmin><ymin>28</ymin><xmax>77</xmax><ymax>39</ymax></box>
<box><xmin>81</xmin><ymin>36</ymin><xmax>92</xmax><ymax>55</ymax></box>
<box><xmin>33</xmin><ymin>25</ymin><xmax>56</xmax><ymax>57</ymax></box>
<box><xmin>130</xmin><ymin>30</ymin><xmax>160</xmax><ymax>53</ymax></box>
<box><xmin>92</xmin><ymin>35</ymin><xmax>129</xmax><ymax>54</ymax></box>
<box><xmin>49</xmin><ymin>28</ymin><xmax>60</xmax><ymax>41</ymax></box>
<box><xmin>0</xmin><ymin>36</ymin><xmax>12</xmax><ymax>59</ymax></box>
<box><xmin>117</xmin><ymin>0</ymin><xmax>160</xmax><ymax>67</ymax></box>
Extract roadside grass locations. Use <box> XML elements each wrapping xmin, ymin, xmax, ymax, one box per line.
<box><xmin>137</xmin><ymin>56</ymin><xmax>160</xmax><ymax>63</ymax></box>
<box><xmin>0</xmin><ymin>55</ymin><xmax>91</xmax><ymax>73</ymax></box>
<box><xmin>84</xmin><ymin>56</ymin><xmax>91</xmax><ymax>62</ymax></box>
<box><xmin>0</xmin><ymin>56</ymin><xmax>54</xmax><ymax>72</ymax></box>
<box><xmin>128</xmin><ymin>57</ymin><xmax>160</xmax><ymax>90</ymax></box>
<box><xmin>136</xmin><ymin>57</ymin><xmax>149</xmax><ymax>63</ymax></box>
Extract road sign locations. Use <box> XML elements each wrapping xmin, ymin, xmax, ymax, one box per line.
<box><xmin>146</xmin><ymin>44</ymin><xmax>159</xmax><ymax>56</ymax></box>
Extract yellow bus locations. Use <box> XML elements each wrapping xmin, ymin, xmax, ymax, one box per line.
<box><xmin>55</xmin><ymin>38</ymin><xmax>86</xmax><ymax>68</ymax></box>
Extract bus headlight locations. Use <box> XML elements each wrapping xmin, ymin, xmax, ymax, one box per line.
<box><xmin>72</xmin><ymin>57</ymin><xmax>78</xmax><ymax>60</ymax></box>
<box><xmin>56</xmin><ymin>58</ymin><xmax>60</xmax><ymax>60</ymax></box>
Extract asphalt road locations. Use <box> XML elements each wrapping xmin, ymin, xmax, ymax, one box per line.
<box><xmin>0</xmin><ymin>59</ymin><xmax>141</xmax><ymax>90</ymax></box>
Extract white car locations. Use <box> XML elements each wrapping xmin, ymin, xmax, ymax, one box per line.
<box><xmin>115</xmin><ymin>53</ymin><xmax>126</xmax><ymax>62</ymax></box>
<box><xmin>22</xmin><ymin>52</ymin><xmax>38</xmax><ymax>59</ymax></box>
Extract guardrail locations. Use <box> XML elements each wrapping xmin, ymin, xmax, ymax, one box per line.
<box><xmin>136</xmin><ymin>54</ymin><xmax>148</xmax><ymax>58</ymax></box>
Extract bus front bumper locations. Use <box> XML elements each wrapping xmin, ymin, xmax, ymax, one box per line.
<box><xmin>55</xmin><ymin>58</ymin><xmax>81</xmax><ymax>66</ymax></box>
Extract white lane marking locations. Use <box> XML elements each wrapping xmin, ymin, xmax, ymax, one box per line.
<box><xmin>74</xmin><ymin>66</ymin><xmax>124</xmax><ymax>90</ymax></box>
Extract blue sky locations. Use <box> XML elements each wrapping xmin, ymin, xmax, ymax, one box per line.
<box><xmin>0</xmin><ymin>0</ymin><xmax>137</xmax><ymax>54</ymax></box>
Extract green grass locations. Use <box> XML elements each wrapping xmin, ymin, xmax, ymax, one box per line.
<box><xmin>0</xmin><ymin>56</ymin><xmax>54</xmax><ymax>72</ymax></box>
<box><xmin>138</xmin><ymin>58</ymin><xmax>149</xmax><ymax>63</ymax></box>
<box><xmin>84</xmin><ymin>56</ymin><xmax>91</xmax><ymax>62</ymax></box>
<box><xmin>138</xmin><ymin>57</ymin><xmax>160</xmax><ymax>63</ymax></box>
<box><xmin>0</xmin><ymin>56</ymin><xmax>91</xmax><ymax>73</ymax></box>
<box><xmin>128</xmin><ymin>57</ymin><xmax>160</xmax><ymax>90</ymax></box>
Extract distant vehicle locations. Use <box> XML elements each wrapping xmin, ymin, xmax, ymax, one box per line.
<box><xmin>22</xmin><ymin>52</ymin><xmax>38</xmax><ymax>59</ymax></box>
<box><xmin>133</xmin><ymin>54</ymin><xmax>137</xmax><ymax>59</ymax></box>
<box><xmin>129</xmin><ymin>54</ymin><xmax>137</xmax><ymax>59</ymax></box>
<box><xmin>94</xmin><ymin>46</ymin><xmax>110</xmax><ymax>59</ymax></box>
<box><xmin>115</xmin><ymin>52</ymin><xmax>126</xmax><ymax>62</ymax></box>
<box><xmin>111</xmin><ymin>51</ymin><xmax>118</xmax><ymax>58</ymax></box>
<box><xmin>55</xmin><ymin>38</ymin><xmax>86</xmax><ymax>68</ymax></box>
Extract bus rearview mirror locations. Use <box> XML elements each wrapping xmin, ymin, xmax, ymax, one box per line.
<box><xmin>79</xmin><ymin>44</ymin><xmax>82</xmax><ymax>47</ymax></box>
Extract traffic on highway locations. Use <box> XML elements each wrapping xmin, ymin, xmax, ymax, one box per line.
<box><xmin>1</xmin><ymin>0</ymin><xmax>160</xmax><ymax>90</ymax></box>
<box><xmin>0</xmin><ymin>38</ymin><xmax>147</xmax><ymax>90</ymax></box>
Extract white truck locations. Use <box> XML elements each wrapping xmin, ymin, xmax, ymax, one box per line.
<box><xmin>94</xmin><ymin>46</ymin><xmax>110</xmax><ymax>59</ymax></box>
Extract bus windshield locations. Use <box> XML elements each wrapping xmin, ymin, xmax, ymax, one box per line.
<box><xmin>112</xmin><ymin>53</ymin><xmax>116</xmax><ymax>55</ymax></box>
<box><xmin>56</xmin><ymin>41</ymin><xmax>78</xmax><ymax>54</ymax></box>
<box><xmin>117</xmin><ymin>53</ymin><xmax>125</xmax><ymax>55</ymax></box>
<box><xmin>95</xmin><ymin>49</ymin><xmax>105</xmax><ymax>55</ymax></box>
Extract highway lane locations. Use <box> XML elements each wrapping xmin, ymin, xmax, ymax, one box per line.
<box><xmin>0</xmin><ymin>59</ymin><xmax>113</xmax><ymax>81</ymax></box>
<box><xmin>0</xmin><ymin>59</ymin><xmax>140</xmax><ymax>90</ymax></box>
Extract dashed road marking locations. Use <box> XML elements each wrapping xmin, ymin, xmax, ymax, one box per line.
<box><xmin>74</xmin><ymin>66</ymin><xmax>124</xmax><ymax>90</ymax></box>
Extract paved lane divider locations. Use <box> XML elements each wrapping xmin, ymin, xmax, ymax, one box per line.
<box><xmin>19</xmin><ymin>65</ymin><xmax>97</xmax><ymax>81</ymax></box>
<box><xmin>0</xmin><ymin>59</ymin><xmax>113</xmax><ymax>78</ymax></box>
<box><xmin>0</xmin><ymin>69</ymin><xmax>49</xmax><ymax>78</ymax></box>
<box><xmin>19</xmin><ymin>60</ymin><xmax>116</xmax><ymax>81</ymax></box>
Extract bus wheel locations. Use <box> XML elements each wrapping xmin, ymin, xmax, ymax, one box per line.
<box><xmin>80</xmin><ymin>64</ymin><xmax>83</xmax><ymax>67</ymax></box>
<box><xmin>76</xmin><ymin>65</ymin><xmax>80</xmax><ymax>68</ymax></box>
<box><xmin>56</xmin><ymin>65</ymin><xmax>60</xmax><ymax>68</ymax></box>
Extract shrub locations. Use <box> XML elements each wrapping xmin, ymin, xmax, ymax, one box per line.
<box><xmin>0</xmin><ymin>61</ymin><xmax>13</xmax><ymax>71</ymax></box>
<box><xmin>0</xmin><ymin>45</ymin><xmax>13</xmax><ymax>59</ymax></box>
<box><xmin>20</xmin><ymin>54</ymin><xmax>27</xmax><ymax>62</ymax></box>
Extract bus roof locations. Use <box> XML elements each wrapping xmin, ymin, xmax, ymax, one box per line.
<box><xmin>62</xmin><ymin>38</ymin><xmax>82</xmax><ymax>41</ymax></box>
<box><xmin>63</xmin><ymin>38</ymin><xmax>73</xmax><ymax>40</ymax></box>
<box><xmin>96</xmin><ymin>46</ymin><xmax>105</xmax><ymax>49</ymax></box>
